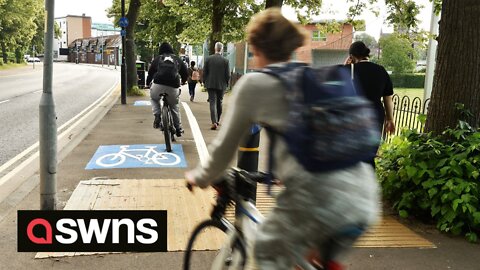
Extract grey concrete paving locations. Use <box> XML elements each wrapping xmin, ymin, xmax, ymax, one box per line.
<box><xmin>0</xmin><ymin>83</ymin><xmax>478</xmax><ymax>270</ymax></box>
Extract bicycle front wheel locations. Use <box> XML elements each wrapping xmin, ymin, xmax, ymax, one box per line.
<box><xmin>161</xmin><ymin>104</ymin><xmax>172</xmax><ymax>152</ymax></box>
<box><xmin>183</xmin><ymin>219</ymin><xmax>247</xmax><ymax>270</ymax></box>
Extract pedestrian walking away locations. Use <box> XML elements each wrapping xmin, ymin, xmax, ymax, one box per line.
<box><xmin>146</xmin><ymin>42</ymin><xmax>188</xmax><ymax>137</ymax></box>
<box><xmin>187</xmin><ymin>61</ymin><xmax>200</xmax><ymax>102</ymax></box>
<box><xmin>344</xmin><ymin>41</ymin><xmax>396</xmax><ymax>167</ymax></box>
<box><xmin>185</xmin><ymin>8</ymin><xmax>380</xmax><ymax>270</ymax></box>
<box><xmin>203</xmin><ymin>41</ymin><xmax>230</xmax><ymax>130</ymax></box>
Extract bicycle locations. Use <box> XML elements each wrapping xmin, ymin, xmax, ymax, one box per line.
<box><xmin>184</xmin><ymin>168</ymin><xmax>366</xmax><ymax>270</ymax></box>
<box><xmin>160</xmin><ymin>93</ymin><xmax>176</xmax><ymax>152</ymax></box>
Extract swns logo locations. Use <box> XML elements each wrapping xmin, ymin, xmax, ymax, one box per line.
<box><xmin>18</xmin><ymin>210</ymin><xmax>167</xmax><ymax>252</ymax></box>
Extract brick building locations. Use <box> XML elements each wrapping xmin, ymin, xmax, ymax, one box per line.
<box><xmin>233</xmin><ymin>21</ymin><xmax>353</xmax><ymax>73</ymax></box>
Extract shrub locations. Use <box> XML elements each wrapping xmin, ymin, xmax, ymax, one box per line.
<box><xmin>390</xmin><ymin>73</ymin><xmax>425</xmax><ymax>88</ymax></box>
<box><xmin>377</xmin><ymin>107</ymin><xmax>480</xmax><ymax>242</ymax></box>
<box><xmin>127</xmin><ymin>86</ymin><xmax>146</xmax><ymax>96</ymax></box>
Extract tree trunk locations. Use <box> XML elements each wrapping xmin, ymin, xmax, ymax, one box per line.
<box><xmin>125</xmin><ymin>0</ymin><xmax>142</xmax><ymax>91</ymax></box>
<box><xmin>425</xmin><ymin>0</ymin><xmax>480</xmax><ymax>133</ymax></box>
<box><xmin>208</xmin><ymin>0</ymin><xmax>225</xmax><ymax>55</ymax></box>
<box><xmin>1</xmin><ymin>41</ymin><xmax>7</xmax><ymax>63</ymax></box>
<box><xmin>265</xmin><ymin>0</ymin><xmax>283</xmax><ymax>8</ymax></box>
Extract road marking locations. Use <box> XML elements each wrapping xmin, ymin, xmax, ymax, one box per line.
<box><xmin>0</xmin><ymin>80</ymin><xmax>119</xmax><ymax>187</ymax></box>
<box><xmin>33</xmin><ymin>90</ymin><xmax>42</xmax><ymax>94</ymax></box>
<box><xmin>0</xmin><ymin>100</ymin><xmax>10</xmax><ymax>104</ymax></box>
<box><xmin>134</xmin><ymin>100</ymin><xmax>151</xmax><ymax>106</ymax></box>
<box><xmin>182</xmin><ymin>102</ymin><xmax>209</xmax><ymax>166</ymax></box>
<box><xmin>85</xmin><ymin>144</ymin><xmax>186</xmax><ymax>170</ymax></box>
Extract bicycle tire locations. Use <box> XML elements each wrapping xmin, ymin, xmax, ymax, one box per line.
<box><xmin>161</xmin><ymin>104</ymin><xmax>172</xmax><ymax>152</ymax></box>
<box><xmin>183</xmin><ymin>219</ymin><xmax>247</xmax><ymax>270</ymax></box>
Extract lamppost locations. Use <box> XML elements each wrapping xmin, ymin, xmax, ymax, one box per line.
<box><xmin>120</xmin><ymin>0</ymin><xmax>127</xmax><ymax>104</ymax></box>
<box><xmin>101</xmin><ymin>33</ymin><xmax>104</xmax><ymax>67</ymax></box>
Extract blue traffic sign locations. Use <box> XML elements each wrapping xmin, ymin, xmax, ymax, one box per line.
<box><xmin>120</xmin><ymin>30</ymin><xmax>126</xmax><ymax>37</ymax></box>
<box><xmin>119</xmin><ymin>17</ymin><xmax>129</xmax><ymax>27</ymax></box>
<box><xmin>85</xmin><ymin>144</ymin><xmax>187</xmax><ymax>170</ymax></box>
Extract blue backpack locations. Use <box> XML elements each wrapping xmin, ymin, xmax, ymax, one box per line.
<box><xmin>261</xmin><ymin>62</ymin><xmax>381</xmax><ymax>173</ymax></box>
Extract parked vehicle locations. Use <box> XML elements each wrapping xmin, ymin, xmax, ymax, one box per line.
<box><xmin>27</xmin><ymin>57</ymin><xmax>40</xmax><ymax>62</ymax></box>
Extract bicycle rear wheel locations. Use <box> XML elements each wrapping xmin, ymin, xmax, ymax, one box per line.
<box><xmin>183</xmin><ymin>219</ymin><xmax>246</xmax><ymax>270</ymax></box>
<box><xmin>161</xmin><ymin>104</ymin><xmax>172</xmax><ymax>152</ymax></box>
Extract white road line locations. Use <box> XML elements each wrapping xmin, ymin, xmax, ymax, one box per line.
<box><xmin>0</xmin><ymin>100</ymin><xmax>10</xmax><ymax>104</ymax></box>
<box><xmin>33</xmin><ymin>90</ymin><xmax>42</xmax><ymax>94</ymax></box>
<box><xmin>0</xmin><ymin>80</ymin><xmax>119</xmax><ymax>186</ymax></box>
<box><xmin>182</xmin><ymin>102</ymin><xmax>209</xmax><ymax>167</ymax></box>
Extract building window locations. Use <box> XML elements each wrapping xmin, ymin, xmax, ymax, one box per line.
<box><xmin>312</xmin><ymin>30</ymin><xmax>327</xmax><ymax>42</ymax></box>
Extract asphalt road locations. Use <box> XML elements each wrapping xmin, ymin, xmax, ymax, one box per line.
<box><xmin>0</xmin><ymin>63</ymin><xmax>119</xmax><ymax>166</ymax></box>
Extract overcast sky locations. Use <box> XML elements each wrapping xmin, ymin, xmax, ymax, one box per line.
<box><xmin>54</xmin><ymin>0</ymin><xmax>434</xmax><ymax>40</ymax></box>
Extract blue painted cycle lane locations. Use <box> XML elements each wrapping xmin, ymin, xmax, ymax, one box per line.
<box><xmin>85</xmin><ymin>144</ymin><xmax>187</xmax><ymax>170</ymax></box>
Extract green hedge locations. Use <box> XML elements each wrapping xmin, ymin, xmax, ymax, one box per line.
<box><xmin>391</xmin><ymin>73</ymin><xmax>425</xmax><ymax>88</ymax></box>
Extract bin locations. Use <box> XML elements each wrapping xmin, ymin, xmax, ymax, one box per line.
<box><xmin>136</xmin><ymin>60</ymin><xmax>146</xmax><ymax>88</ymax></box>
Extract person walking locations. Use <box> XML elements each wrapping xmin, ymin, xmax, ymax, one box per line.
<box><xmin>146</xmin><ymin>42</ymin><xmax>188</xmax><ymax>137</ymax></box>
<box><xmin>345</xmin><ymin>41</ymin><xmax>396</xmax><ymax>167</ymax></box>
<box><xmin>203</xmin><ymin>42</ymin><xmax>230</xmax><ymax>130</ymax></box>
<box><xmin>187</xmin><ymin>61</ymin><xmax>200</xmax><ymax>102</ymax></box>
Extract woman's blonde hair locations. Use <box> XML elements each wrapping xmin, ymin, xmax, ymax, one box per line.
<box><xmin>246</xmin><ymin>8</ymin><xmax>307</xmax><ymax>62</ymax></box>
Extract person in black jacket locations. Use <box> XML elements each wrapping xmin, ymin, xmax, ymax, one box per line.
<box><xmin>203</xmin><ymin>42</ymin><xmax>230</xmax><ymax>130</ymax></box>
<box><xmin>147</xmin><ymin>42</ymin><xmax>188</xmax><ymax>136</ymax></box>
<box><xmin>346</xmin><ymin>41</ymin><xmax>396</xmax><ymax>167</ymax></box>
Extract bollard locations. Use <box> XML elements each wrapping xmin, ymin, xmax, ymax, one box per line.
<box><xmin>237</xmin><ymin>124</ymin><xmax>261</xmax><ymax>205</ymax></box>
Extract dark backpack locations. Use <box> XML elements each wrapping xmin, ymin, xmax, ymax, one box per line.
<box><xmin>153</xmin><ymin>54</ymin><xmax>180</xmax><ymax>84</ymax></box>
<box><xmin>261</xmin><ymin>62</ymin><xmax>381</xmax><ymax>173</ymax></box>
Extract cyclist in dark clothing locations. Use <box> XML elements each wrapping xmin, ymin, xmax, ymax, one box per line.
<box><xmin>147</xmin><ymin>42</ymin><xmax>188</xmax><ymax>136</ymax></box>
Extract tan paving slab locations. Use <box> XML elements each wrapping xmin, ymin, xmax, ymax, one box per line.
<box><xmin>36</xmin><ymin>178</ymin><xmax>435</xmax><ymax>259</ymax></box>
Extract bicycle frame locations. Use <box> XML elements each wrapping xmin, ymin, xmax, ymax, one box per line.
<box><xmin>212</xmin><ymin>198</ymin><xmax>318</xmax><ymax>270</ymax></box>
<box><xmin>187</xmin><ymin>168</ymin><xmax>364</xmax><ymax>270</ymax></box>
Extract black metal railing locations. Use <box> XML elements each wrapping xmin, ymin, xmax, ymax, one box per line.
<box><xmin>383</xmin><ymin>94</ymin><xmax>430</xmax><ymax>141</ymax></box>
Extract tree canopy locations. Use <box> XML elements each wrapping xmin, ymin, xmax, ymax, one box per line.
<box><xmin>379</xmin><ymin>34</ymin><xmax>416</xmax><ymax>74</ymax></box>
<box><xmin>0</xmin><ymin>0</ymin><xmax>43</xmax><ymax>63</ymax></box>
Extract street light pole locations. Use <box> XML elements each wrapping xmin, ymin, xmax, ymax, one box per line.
<box><xmin>424</xmin><ymin>3</ymin><xmax>440</xmax><ymax>101</ymax></box>
<box><xmin>121</xmin><ymin>0</ymin><xmax>127</xmax><ymax>104</ymax></box>
<box><xmin>39</xmin><ymin>0</ymin><xmax>57</xmax><ymax>210</ymax></box>
<box><xmin>101</xmin><ymin>33</ymin><xmax>104</xmax><ymax>67</ymax></box>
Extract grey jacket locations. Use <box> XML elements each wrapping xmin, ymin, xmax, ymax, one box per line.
<box><xmin>203</xmin><ymin>53</ymin><xmax>230</xmax><ymax>90</ymax></box>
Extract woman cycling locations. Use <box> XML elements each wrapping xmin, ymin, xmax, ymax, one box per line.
<box><xmin>185</xmin><ymin>8</ymin><xmax>380</xmax><ymax>269</ymax></box>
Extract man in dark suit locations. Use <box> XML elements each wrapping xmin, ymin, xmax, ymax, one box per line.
<box><xmin>203</xmin><ymin>42</ymin><xmax>230</xmax><ymax>130</ymax></box>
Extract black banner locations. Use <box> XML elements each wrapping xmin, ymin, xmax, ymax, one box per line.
<box><xmin>18</xmin><ymin>210</ymin><xmax>167</xmax><ymax>252</ymax></box>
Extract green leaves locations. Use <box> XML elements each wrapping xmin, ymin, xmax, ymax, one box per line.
<box><xmin>379</xmin><ymin>34</ymin><xmax>416</xmax><ymax>74</ymax></box>
<box><xmin>377</xmin><ymin>123</ymin><xmax>480</xmax><ymax>243</ymax></box>
<box><xmin>0</xmin><ymin>0</ymin><xmax>43</xmax><ymax>62</ymax></box>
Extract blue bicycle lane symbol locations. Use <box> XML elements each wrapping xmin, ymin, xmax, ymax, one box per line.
<box><xmin>86</xmin><ymin>144</ymin><xmax>187</xmax><ymax>169</ymax></box>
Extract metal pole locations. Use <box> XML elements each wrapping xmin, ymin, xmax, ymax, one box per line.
<box><xmin>101</xmin><ymin>34</ymin><xmax>104</xmax><ymax>67</ymax></box>
<box><xmin>32</xmin><ymin>45</ymin><xmax>35</xmax><ymax>69</ymax></box>
<box><xmin>424</xmin><ymin>3</ymin><xmax>440</xmax><ymax>101</ymax></box>
<box><xmin>39</xmin><ymin>0</ymin><xmax>57</xmax><ymax>210</ymax></box>
<box><xmin>120</xmin><ymin>0</ymin><xmax>127</xmax><ymax>104</ymax></box>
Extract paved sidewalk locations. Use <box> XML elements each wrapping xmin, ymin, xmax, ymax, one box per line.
<box><xmin>0</xmin><ymin>83</ymin><xmax>478</xmax><ymax>269</ymax></box>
